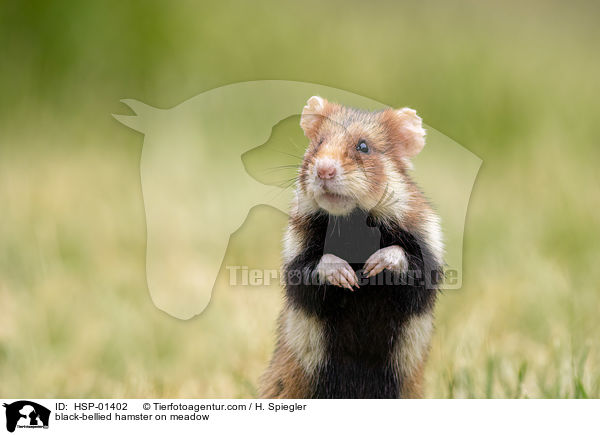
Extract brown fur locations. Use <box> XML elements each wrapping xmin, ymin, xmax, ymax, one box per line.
<box><xmin>261</xmin><ymin>97</ymin><xmax>440</xmax><ymax>399</ymax></box>
<box><xmin>400</xmin><ymin>360</ymin><xmax>427</xmax><ymax>399</ymax></box>
<box><xmin>258</xmin><ymin>320</ymin><xmax>313</xmax><ymax>398</ymax></box>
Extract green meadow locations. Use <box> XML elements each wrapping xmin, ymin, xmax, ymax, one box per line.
<box><xmin>1</xmin><ymin>0</ymin><xmax>598</xmax><ymax>398</ymax></box>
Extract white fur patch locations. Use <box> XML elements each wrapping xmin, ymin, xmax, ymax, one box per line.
<box><xmin>284</xmin><ymin>307</ymin><xmax>326</xmax><ymax>374</ymax></box>
<box><xmin>300</xmin><ymin>96</ymin><xmax>327</xmax><ymax>138</ymax></box>
<box><xmin>420</xmin><ymin>211</ymin><xmax>444</xmax><ymax>266</ymax></box>
<box><xmin>295</xmin><ymin>190</ymin><xmax>320</xmax><ymax>217</ymax></box>
<box><xmin>395</xmin><ymin>108</ymin><xmax>426</xmax><ymax>157</ymax></box>
<box><xmin>282</xmin><ymin>192</ymin><xmax>318</xmax><ymax>267</ymax></box>
<box><xmin>281</xmin><ymin>225</ymin><xmax>302</xmax><ymax>265</ymax></box>
<box><xmin>370</xmin><ymin>158</ymin><xmax>412</xmax><ymax>220</ymax></box>
<box><xmin>392</xmin><ymin>312</ymin><xmax>434</xmax><ymax>382</ymax></box>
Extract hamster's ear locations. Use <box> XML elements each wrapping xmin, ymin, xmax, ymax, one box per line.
<box><xmin>383</xmin><ymin>107</ymin><xmax>426</xmax><ymax>158</ymax></box>
<box><xmin>300</xmin><ymin>96</ymin><xmax>328</xmax><ymax>140</ymax></box>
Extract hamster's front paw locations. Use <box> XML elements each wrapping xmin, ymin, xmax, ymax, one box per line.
<box><xmin>363</xmin><ymin>245</ymin><xmax>408</xmax><ymax>278</ymax></box>
<box><xmin>316</xmin><ymin>254</ymin><xmax>359</xmax><ymax>290</ymax></box>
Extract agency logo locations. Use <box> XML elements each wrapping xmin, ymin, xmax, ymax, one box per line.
<box><xmin>3</xmin><ymin>401</ymin><xmax>50</xmax><ymax>433</ymax></box>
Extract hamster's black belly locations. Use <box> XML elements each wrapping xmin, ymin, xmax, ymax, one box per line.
<box><xmin>284</xmin><ymin>209</ymin><xmax>439</xmax><ymax>398</ymax></box>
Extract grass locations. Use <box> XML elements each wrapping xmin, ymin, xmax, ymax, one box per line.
<box><xmin>1</xmin><ymin>0</ymin><xmax>599</xmax><ymax>398</ymax></box>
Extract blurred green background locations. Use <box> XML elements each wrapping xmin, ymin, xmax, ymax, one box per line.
<box><xmin>1</xmin><ymin>0</ymin><xmax>599</xmax><ymax>398</ymax></box>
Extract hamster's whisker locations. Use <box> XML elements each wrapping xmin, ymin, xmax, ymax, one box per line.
<box><xmin>271</xmin><ymin>149</ymin><xmax>304</xmax><ymax>160</ymax></box>
<box><xmin>288</xmin><ymin>138</ymin><xmax>308</xmax><ymax>153</ymax></box>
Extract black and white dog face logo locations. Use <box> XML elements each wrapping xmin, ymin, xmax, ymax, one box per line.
<box><xmin>3</xmin><ymin>401</ymin><xmax>50</xmax><ymax>433</ymax></box>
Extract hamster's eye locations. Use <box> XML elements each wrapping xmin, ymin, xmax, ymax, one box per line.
<box><xmin>356</xmin><ymin>140</ymin><xmax>369</xmax><ymax>153</ymax></box>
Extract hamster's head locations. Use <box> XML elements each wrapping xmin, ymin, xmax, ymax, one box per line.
<box><xmin>298</xmin><ymin>96</ymin><xmax>426</xmax><ymax>217</ymax></box>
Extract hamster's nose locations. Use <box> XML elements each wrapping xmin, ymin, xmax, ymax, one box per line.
<box><xmin>316</xmin><ymin>162</ymin><xmax>337</xmax><ymax>180</ymax></box>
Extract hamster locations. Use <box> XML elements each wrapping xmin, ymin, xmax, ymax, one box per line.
<box><xmin>259</xmin><ymin>96</ymin><xmax>444</xmax><ymax>399</ymax></box>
